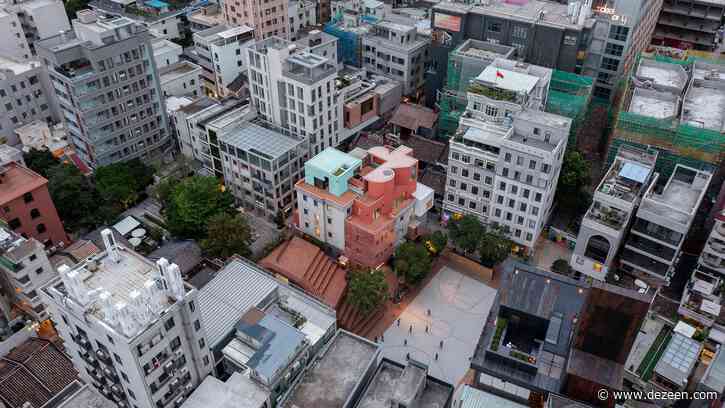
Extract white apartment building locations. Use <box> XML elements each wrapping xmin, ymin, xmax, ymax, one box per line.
<box><xmin>88</xmin><ymin>2</ymin><xmax>186</xmax><ymax>40</ymax></box>
<box><xmin>0</xmin><ymin>0</ymin><xmax>70</xmax><ymax>59</ymax></box>
<box><xmin>288</xmin><ymin>0</ymin><xmax>317</xmax><ymax>41</ymax></box>
<box><xmin>0</xmin><ymin>56</ymin><xmax>60</xmax><ymax>146</ymax></box>
<box><xmin>443</xmin><ymin>59</ymin><xmax>570</xmax><ymax>252</ymax></box>
<box><xmin>40</xmin><ymin>229</ymin><xmax>213</xmax><ymax>408</ymax></box>
<box><xmin>570</xmin><ymin>146</ymin><xmax>659</xmax><ymax>281</ymax></box>
<box><xmin>246</xmin><ymin>37</ymin><xmax>343</xmax><ymax>156</ymax></box>
<box><xmin>159</xmin><ymin>61</ymin><xmax>203</xmax><ymax>98</ymax></box>
<box><xmin>361</xmin><ymin>20</ymin><xmax>428</xmax><ymax>98</ymax></box>
<box><xmin>151</xmin><ymin>38</ymin><xmax>183</xmax><ymax>68</ymax></box>
<box><xmin>0</xmin><ymin>225</ymin><xmax>57</xmax><ymax>320</ymax></box>
<box><xmin>192</xmin><ymin>25</ymin><xmax>255</xmax><ymax>98</ymax></box>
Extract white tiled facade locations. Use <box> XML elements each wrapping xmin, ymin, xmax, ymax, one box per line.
<box><xmin>443</xmin><ymin>60</ymin><xmax>570</xmax><ymax>251</ymax></box>
<box><xmin>40</xmin><ymin>233</ymin><xmax>213</xmax><ymax>408</ymax></box>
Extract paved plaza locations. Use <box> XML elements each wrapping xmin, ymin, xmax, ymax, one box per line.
<box><xmin>379</xmin><ymin>265</ymin><xmax>497</xmax><ymax>385</ymax></box>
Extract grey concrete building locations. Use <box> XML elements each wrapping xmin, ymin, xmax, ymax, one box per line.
<box><xmin>219</xmin><ymin>120</ymin><xmax>308</xmax><ymax>220</ymax></box>
<box><xmin>0</xmin><ymin>57</ymin><xmax>60</xmax><ymax>146</ymax></box>
<box><xmin>653</xmin><ymin>0</ymin><xmax>725</xmax><ymax>52</ymax></box>
<box><xmin>426</xmin><ymin>0</ymin><xmax>592</xmax><ymax>107</ymax></box>
<box><xmin>362</xmin><ymin>20</ymin><xmax>429</xmax><ymax>98</ymax></box>
<box><xmin>36</xmin><ymin>10</ymin><xmax>170</xmax><ymax>168</ymax></box>
<box><xmin>0</xmin><ymin>0</ymin><xmax>71</xmax><ymax>59</ymax></box>
<box><xmin>620</xmin><ymin>165</ymin><xmax>711</xmax><ymax>287</ymax></box>
<box><xmin>191</xmin><ymin>25</ymin><xmax>255</xmax><ymax>98</ymax></box>
<box><xmin>583</xmin><ymin>0</ymin><xmax>664</xmax><ymax>100</ymax></box>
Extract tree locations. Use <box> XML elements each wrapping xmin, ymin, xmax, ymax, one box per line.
<box><xmin>95</xmin><ymin>159</ymin><xmax>155</xmax><ymax>211</ymax></box>
<box><xmin>46</xmin><ymin>164</ymin><xmax>112</xmax><ymax>231</ymax></box>
<box><xmin>201</xmin><ymin>213</ymin><xmax>253</xmax><ymax>259</ymax></box>
<box><xmin>63</xmin><ymin>0</ymin><xmax>90</xmax><ymax>19</ymax></box>
<box><xmin>273</xmin><ymin>210</ymin><xmax>287</xmax><ymax>230</ymax></box>
<box><xmin>394</xmin><ymin>241</ymin><xmax>432</xmax><ymax>285</ymax></box>
<box><xmin>551</xmin><ymin>259</ymin><xmax>571</xmax><ymax>276</ymax></box>
<box><xmin>448</xmin><ymin>215</ymin><xmax>483</xmax><ymax>254</ymax></box>
<box><xmin>556</xmin><ymin>150</ymin><xmax>591</xmax><ymax>213</ymax></box>
<box><xmin>424</xmin><ymin>231</ymin><xmax>448</xmax><ymax>255</ymax></box>
<box><xmin>478</xmin><ymin>228</ymin><xmax>512</xmax><ymax>267</ymax></box>
<box><xmin>346</xmin><ymin>268</ymin><xmax>388</xmax><ymax>315</ymax></box>
<box><xmin>164</xmin><ymin>176</ymin><xmax>234</xmax><ymax>239</ymax></box>
<box><xmin>23</xmin><ymin>149</ymin><xmax>59</xmax><ymax>178</ymax></box>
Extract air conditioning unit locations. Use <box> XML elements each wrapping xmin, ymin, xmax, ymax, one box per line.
<box><xmin>179</xmin><ymin>367</ymin><xmax>189</xmax><ymax>376</ymax></box>
<box><xmin>175</xmin><ymin>396</ymin><xmax>185</xmax><ymax>406</ymax></box>
<box><xmin>163</xmin><ymin>361</ymin><xmax>174</xmax><ymax>372</ymax></box>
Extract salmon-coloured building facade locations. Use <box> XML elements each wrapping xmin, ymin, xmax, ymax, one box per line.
<box><xmin>295</xmin><ymin>145</ymin><xmax>434</xmax><ymax>268</ymax></box>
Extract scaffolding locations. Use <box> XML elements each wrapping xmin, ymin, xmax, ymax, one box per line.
<box><xmin>606</xmin><ymin>53</ymin><xmax>725</xmax><ymax>180</ymax></box>
<box><xmin>545</xmin><ymin>70</ymin><xmax>594</xmax><ymax>147</ymax></box>
<box><xmin>323</xmin><ymin>13</ymin><xmax>365</xmax><ymax>67</ymax></box>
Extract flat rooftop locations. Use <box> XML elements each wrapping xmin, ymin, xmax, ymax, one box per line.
<box><xmin>595</xmin><ymin>147</ymin><xmax>657</xmax><ymax>204</ymax></box>
<box><xmin>220</xmin><ymin>122</ymin><xmax>303</xmax><ymax>160</ymax></box>
<box><xmin>0</xmin><ymin>57</ymin><xmax>41</xmax><ymax>77</ymax></box>
<box><xmin>629</xmin><ymin>88</ymin><xmax>678</xmax><ymax>119</ymax></box>
<box><xmin>282</xmin><ymin>330</ymin><xmax>379</xmax><ymax>408</ymax></box>
<box><xmin>476</xmin><ymin>65</ymin><xmax>539</xmax><ymax>94</ymax></box>
<box><xmin>453</xmin><ymin>39</ymin><xmax>515</xmax><ymax>61</ymax></box>
<box><xmin>56</xmin><ymin>384</ymin><xmax>116</xmax><ymax>408</ymax></box>
<box><xmin>181</xmin><ymin>372</ymin><xmax>268</xmax><ymax>408</ymax></box>
<box><xmin>640</xmin><ymin>165</ymin><xmax>711</xmax><ymax>225</ymax></box>
<box><xmin>682</xmin><ymin>85</ymin><xmax>725</xmax><ymax>132</ymax></box>
<box><xmin>0</xmin><ymin>162</ymin><xmax>48</xmax><ymax>204</ymax></box>
<box><xmin>159</xmin><ymin>61</ymin><xmax>200</xmax><ymax>84</ymax></box>
<box><xmin>356</xmin><ymin>360</ymin><xmax>452</xmax><ymax>408</ymax></box>
<box><xmin>636</xmin><ymin>59</ymin><xmax>688</xmax><ymax>92</ymax></box>
<box><xmin>194</xmin><ymin>24</ymin><xmax>254</xmax><ymax>42</ymax></box>
<box><xmin>434</xmin><ymin>0</ymin><xmax>589</xmax><ymax>29</ymax></box>
<box><xmin>458</xmin><ymin>385</ymin><xmax>526</xmax><ymax>408</ymax></box>
<box><xmin>151</xmin><ymin>38</ymin><xmax>181</xmax><ymax>57</ymax></box>
<box><xmin>306</xmin><ymin>147</ymin><xmax>362</xmax><ymax>176</ymax></box>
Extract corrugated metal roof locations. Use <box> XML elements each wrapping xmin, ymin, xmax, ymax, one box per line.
<box><xmin>198</xmin><ymin>259</ymin><xmax>278</xmax><ymax>348</ymax></box>
<box><xmin>459</xmin><ymin>385</ymin><xmax>526</xmax><ymax>408</ymax></box>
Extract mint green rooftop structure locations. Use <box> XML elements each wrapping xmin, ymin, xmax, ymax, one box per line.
<box><xmin>304</xmin><ymin>147</ymin><xmax>362</xmax><ymax>197</ymax></box>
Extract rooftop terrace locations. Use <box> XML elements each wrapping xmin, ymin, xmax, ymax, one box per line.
<box><xmin>628</xmin><ymin>88</ymin><xmax>679</xmax><ymax>119</ymax></box>
<box><xmin>452</xmin><ymin>39</ymin><xmax>516</xmax><ymax>62</ymax></box>
<box><xmin>595</xmin><ymin>147</ymin><xmax>658</xmax><ymax>204</ymax></box>
<box><xmin>636</xmin><ymin>59</ymin><xmax>689</xmax><ymax>93</ymax></box>
<box><xmin>220</xmin><ymin>121</ymin><xmax>304</xmax><ymax>161</ymax></box>
<box><xmin>639</xmin><ymin>165</ymin><xmax>711</xmax><ymax>226</ymax></box>
<box><xmin>281</xmin><ymin>330</ymin><xmax>379</xmax><ymax>408</ymax></box>
<box><xmin>356</xmin><ymin>359</ymin><xmax>452</xmax><ymax>408</ymax></box>
<box><xmin>434</xmin><ymin>0</ymin><xmax>591</xmax><ymax>29</ymax></box>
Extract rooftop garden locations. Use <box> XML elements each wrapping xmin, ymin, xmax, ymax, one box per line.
<box><xmin>468</xmin><ymin>83</ymin><xmax>518</xmax><ymax>103</ymax></box>
<box><xmin>491</xmin><ymin>317</ymin><xmax>508</xmax><ymax>352</ymax></box>
<box><xmin>636</xmin><ymin>326</ymin><xmax>672</xmax><ymax>381</ymax></box>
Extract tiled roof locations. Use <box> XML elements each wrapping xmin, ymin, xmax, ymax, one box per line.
<box><xmin>389</xmin><ymin>103</ymin><xmax>438</xmax><ymax>131</ymax></box>
<box><xmin>400</xmin><ymin>135</ymin><xmax>448</xmax><ymax>165</ymax></box>
<box><xmin>260</xmin><ymin>237</ymin><xmax>347</xmax><ymax>308</ymax></box>
<box><xmin>0</xmin><ymin>338</ymin><xmax>78</xmax><ymax>408</ymax></box>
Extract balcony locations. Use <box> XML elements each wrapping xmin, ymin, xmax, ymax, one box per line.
<box><xmin>55</xmin><ymin>60</ymin><xmax>96</xmax><ymax>82</ymax></box>
<box><xmin>620</xmin><ymin>248</ymin><xmax>670</xmax><ymax>277</ymax></box>
<box><xmin>144</xmin><ymin>351</ymin><xmax>171</xmax><ymax>376</ymax></box>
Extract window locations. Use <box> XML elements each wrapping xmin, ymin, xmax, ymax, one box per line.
<box><xmin>9</xmin><ymin>218</ymin><xmax>21</xmax><ymax>230</ymax></box>
<box><xmin>499</xmin><ymin>182</ymin><xmax>506</xmax><ymax>191</ymax></box>
<box><xmin>114</xmin><ymin>353</ymin><xmax>123</xmax><ymax>364</ymax></box>
<box><xmin>529</xmin><ymin>160</ymin><xmax>536</xmax><ymax>170</ymax></box>
<box><xmin>534</xmin><ymin>193</ymin><xmax>542</xmax><ymax>202</ymax></box>
<box><xmin>609</xmin><ymin>25</ymin><xmax>629</xmax><ymax>41</ymax></box>
<box><xmin>471</xmin><ymin>186</ymin><xmax>479</xmax><ymax>195</ymax></box>
<box><xmin>30</xmin><ymin>208</ymin><xmax>40</xmax><ymax>219</ymax></box>
<box><xmin>199</xmin><ymin>338</ymin><xmax>206</xmax><ymax>348</ymax></box>
<box><xmin>485</xmin><ymin>105</ymin><xmax>498</xmax><ymax>117</ymax></box>
<box><xmin>511</xmin><ymin>185</ymin><xmax>518</xmax><ymax>195</ymax></box>
<box><xmin>189</xmin><ymin>301</ymin><xmax>195</xmax><ymax>312</ymax></box>
<box><xmin>35</xmin><ymin>267</ymin><xmax>43</xmax><ymax>275</ymax></box>
<box><xmin>504</xmin><ymin>153</ymin><xmax>511</xmax><ymax>162</ymax></box>
<box><xmin>203</xmin><ymin>356</ymin><xmax>210</xmax><ymax>366</ymax></box>
<box><xmin>29</xmin><ymin>254</ymin><xmax>37</xmax><ymax>261</ymax></box>
<box><xmin>194</xmin><ymin>320</ymin><xmax>201</xmax><ymax>331</ymax></box>
<box><xmin>563</xmin><ymin>35</ymin><xmax>577</xmax><ymax>46</ymax></box>
<box><xmin>461</xmin><ymin>169</ymin><xmax>469</xmax><ymax>178</ymax></box>
<box><xmin>487</xmin><ymin>22</ymin><xmax>501</xmax><ymax>32</ymax></box>
<box><xmin>458</xmin><ymin>197</ymin><xmax>465</xmax><ymax>206</ymax></box>
<box><xmin>449</xmin><ymin>179</ymin><xmax>456</xmax><ymax>187</ymax></box>
<box><xmin>36</xmin><ymin>224</ymin><xmax>46</xmax><ymax>234</ymax></box>
<box><xmin>532</xmin><ymin>206</ymin><xmax>539</xmax><ymax>216</ymax></box>
<box><xmin>469</xmin><ymin>201</ymin><xmax>476</xmax><ymax>209</ymax></box>
<box><xmin>121</xmin><ymin>372</ymin><xmax>129</xmax><ymax>382</ymax></box>
<box><xmin>23</xmin><ymin>192</ymin><xmax>33</xmax><ymax>203</ymax></box>
<box><xmin>447</xmin><ymin>194</ymin><xmax>454</xmax><ymax>202</ymax></box>
<box><xmin>127</xmin><ymin>389</ymin><xmax>135</xmax><ymax>399</ymax></box>
<box><xmin>604</xmin><ymin>42</ymin><xmax>624</xmax><ymax>56</ymax></box>
<box><xmin>601</xmin><ymin>57</ymin><xmax>620</xmax><ymax>72</ymax></box>
<box><xmin>450</xmin><ymin>166</ymin><xmax>457</xmax><ymax>174</ymax></box>
<box><xmin>164</xmin><ymin>317</ymin><xmax>175</xmax><ymax>331</ymax></box>
<box><xmin>473</xmin><ymin>173</ymin><xmax>481</xmax><ymax>181</ymax></box>
<box><xmin>107</xmin><ymin>335</ymin><xmax>114</xmax><ymax>344</ymax></box>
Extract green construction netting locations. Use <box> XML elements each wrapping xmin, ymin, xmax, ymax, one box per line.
<box><xmin>545</xmin><ymin>70</ymin><xmax>594</xmax><ymax>146</ymax></box>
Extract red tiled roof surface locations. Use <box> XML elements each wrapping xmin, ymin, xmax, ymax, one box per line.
<box><xmin>0</xmin><ymin>162</ymin><xmax>47</xmax><ymax>204</ymax></box>
<box><xmin>260</xmin><ymin>237</ymin><xmax>348</xmax><ymax>308</ymax></box>
<box><xmin>389</xmin><ymin>103</ymin><xmax>438</xmax><ymax>132</ymax></box>
<box><xmin>0</xmin><ymin>338</ymin><xmax>78</xmax><ymax>408</ymax></box>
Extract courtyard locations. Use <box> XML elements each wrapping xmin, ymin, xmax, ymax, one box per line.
<box><xmin>378</xmin><ymin>265</ymin><xmax>497</xmax><ymax>385</ymax></box>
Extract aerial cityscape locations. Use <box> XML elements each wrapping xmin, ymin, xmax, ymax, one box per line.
<box><xmin>2</xmin><ymin>0</ymin><xmax>725</xmax><ymax>407</ymax></box>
